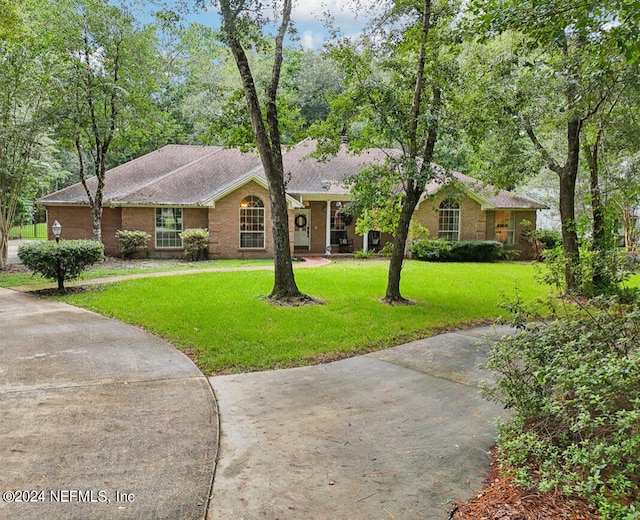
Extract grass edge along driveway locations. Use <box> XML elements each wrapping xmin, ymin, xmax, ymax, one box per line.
<box><xmin>58</xmin><ymin>260</ymin><xmax>548</xmax><ymax>375</ymax></box>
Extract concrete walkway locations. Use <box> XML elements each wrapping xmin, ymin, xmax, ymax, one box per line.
<box><xmin>0</xmin><ymin>288</ymin><xmax>217</xmax><ymax>520</ymax></box>
<box><xmin>208</xmin><ymin>326</ymin><xmax>508</xmax><ymax>520</ymax></box>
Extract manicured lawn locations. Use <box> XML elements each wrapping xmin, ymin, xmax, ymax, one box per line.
<box><xmin>58</xmin><ymin>260</ymin><xmax>549</xmax><ymax>374</ymax></box>
<box><xmin>9</xmin><ymin>222</ymin><xmax>47</xmax><ymax>239</ymax></box>
<box><xmin>0</xmin><ymin>257</ymin><xmax>274</xmax><ymax>289</ymax></box>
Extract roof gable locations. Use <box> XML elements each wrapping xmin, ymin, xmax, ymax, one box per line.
<box><xmin>39</xmin><ymin>140</ymin><xmax>546</xmax><ymax>211</ymax></box>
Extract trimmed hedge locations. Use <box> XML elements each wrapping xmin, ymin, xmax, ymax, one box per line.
<box><xmin>410</xmin><ymin>239</ymin><xmax>503</xmax><ymax>262</ymax></box>
<box><xmin>179</xmin><ymin>228</ymin><xmax>209</xmax><ymax>261</ymax></box>
<box><xmin>18</xmin><ymin>240</ymin><xmax>104</xmax><ymax>290</ymax></box>
<box><xmin>115</xmin><ymin>230</ymin><xmax>151</xmax><ymax>258</ymax></box>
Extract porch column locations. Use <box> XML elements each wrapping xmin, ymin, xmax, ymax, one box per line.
<box><xmin>325</xmin><ymin>200</ymin><xmax>332</xmax><ymax>255</ymax></box>
<box><xmin>362</xmin><ymin>209</ymin><xmax>369</xmax><ymax>252</ymax></box>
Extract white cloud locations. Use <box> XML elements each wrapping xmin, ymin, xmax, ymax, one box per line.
<box><xmin>300</xmin><ymin>30</ymin><xmax>326</xmax><ymax>51</ymax></box>
<box><xmin>292</xmin><ymin>0</ymin><xmax>356</xmax><ymax>24</ymax></box>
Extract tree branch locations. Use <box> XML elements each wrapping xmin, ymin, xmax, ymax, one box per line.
<box><xmin>522</xmin><ymin>115</ymin><xmax>563</xmax><ymax>175</ymax></box>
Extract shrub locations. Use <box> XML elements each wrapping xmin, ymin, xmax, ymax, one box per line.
<box><xmin>18</xmin><ymin>240</ymin><xmax>104</xmax><ymax>290</ymax></box>
<box><xmin>115</xmin><ymin>230</ymin><xmax>151</xmax><ymax>258</ymax></box>
<box><xmin>535</xmin><ymin>229</ymin><xmax>562</xmax><ymax>250</ymax></box>
<box><xmin>482</xmin><ymin>301</ymin><xmax>640</xmax><ymax>518</ymax></box>
<box><xmin>379</xmin><ymin>241</ymin><xmax>394</xmax><ymax>257</ymax></box>
<box><xmin>179</xmin><ymin>228</ymin><xmax>209</xmax><ymax>261</ymax></box>
<box><xmin>410</xmin><ymin>239</ymin><xmax>503</xmax><ymax>262</ymax></box>
<box><xmin>497</xmin><ymin>247</ymin><xmax>520</xmax><ymax>261</ymax></box>
<box><xmin>537</xmin><ymin>244</ymin><xmax>638</xmax><ymax>298</ymax></box>
<box><xmin>409</xmin><ymin>238</ymin><xmax>452</xmax><ymax>260</ymax></box>
<box><xmin>354</xmin><ymin>249</ymin><xmax>374</xmax><ymax>259</ymax></box>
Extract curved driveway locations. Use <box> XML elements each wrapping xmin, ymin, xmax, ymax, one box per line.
<box><xmin>208</xmin><ymin>326</ymin><xmax>507</xmax><ymax>520</ymax></box>
<box><xmin>1</xmin><ymin>264</ymin><xmax>508</xmax><ymax>520</ymax></box>
<box><xmin>0</xmin><ymin>287</ymin><xmax>217</xmax><ymax>520</ymax></box>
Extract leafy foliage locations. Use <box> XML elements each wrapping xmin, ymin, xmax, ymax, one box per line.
<box><xmin>410</xmin><ymin>239</ymin><xmax>503</xmax><ymax>262</ymax></box>
<box><xmin>537</xmin><ymin>244</ymin><xmax>639</xmax><ymax>299</ymax></box>
<box><xmin>18</xmin><ymin>240</ymin><xmax>104</xmax><ymax>289</ymax></box>
<box><xmin>482</xmin><ymin>301</ymin><xmax>640</xmax><ymax>518</ymax></box>
<box><xmin>115</xmin><ymin>230</ymin><xmax>151</xmax><ymax>259</ymax></box>
<box><xmin>179</xmin><ymin>228</ymin><xmax>209</xmax><ymax>261</ymax></box>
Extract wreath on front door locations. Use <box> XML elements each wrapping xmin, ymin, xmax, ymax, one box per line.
<box><xmin>295</xmin><ymin>214</ymin><xmax>307</xmax><ymax>228</ymax></box>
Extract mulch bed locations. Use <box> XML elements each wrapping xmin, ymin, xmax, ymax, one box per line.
<box><xmin>451</xmin><ymin>450</ymin><xmax>600</xmax><ymax>520</ymax></box>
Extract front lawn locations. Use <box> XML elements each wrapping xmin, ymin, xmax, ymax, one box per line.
<box><xmin>58</xmin><ymin>260</ymin><xmax>549</xmax><ymax>374</ymax></box>
<box><xmin>0</xmin><ymin>256</ymin><xmax>274</xmax><ymax>289</ymax></box>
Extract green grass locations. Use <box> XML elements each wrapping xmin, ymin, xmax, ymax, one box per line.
<box><xmin>9</xmin><ymin>222</ymin><xmax>47</xmax><ymax>239</ymax></box>
<box><xmin>57</xmin><ymin>260</ymin><xmax>549</xmax><ymax>374</ymax></box>
<box><xmin>0</xmin><ymin>257</ymin><xmax>274</xmax><ymax>289</ymax></box>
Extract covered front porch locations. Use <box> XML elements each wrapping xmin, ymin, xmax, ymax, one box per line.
<box><xmin>292</xmin><ymin>198</ymin><xmax>386</xmax><ymax>256</ymax></box>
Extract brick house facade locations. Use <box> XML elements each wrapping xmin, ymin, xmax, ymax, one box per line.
<box><xmin>39</xmin><ymin>141</ymin><xmax>546</xmax><ymax>260</ymax></box>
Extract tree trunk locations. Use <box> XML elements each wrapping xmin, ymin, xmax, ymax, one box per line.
<box><xmin>91</xmin><ymin>204</ymin><xmax>102</xmax><ymax>242</ymax></box>
<box><xmin>524</xmin><ymin>114</ymin><xmax>580</xmax><ymax>294</ymax></box>
<box><xmin>267</xmin><ymin>177</ymin><xmax>300</xmax><ymax>300</ymax></box>
<box><xmin>0</xmin><ymin>231</ymin><xmax>7</xmax><ymax>269</ymax></box>
<box><xmin>558</xmin><ymin>168</ymin><xmax>578</xmax><ymax>292</ymax></box>
<box><xmin>562</xmin><ymin>118</ymin><xmax>581</xmax><ymax>293</ymax></box>
<box><xmin>385</xmin><ymin>189</ymin><xmax>420</xmax><ymax>302</ymax></box>
<box><xmin>384</xmin><ymin>0</ymin><xmax>439</xmax><ymax>303</ymax></box>
<box><xmin>220</xmin><ymin>0</ymin><xmax>304</xmax><ymax>302</ymax></box>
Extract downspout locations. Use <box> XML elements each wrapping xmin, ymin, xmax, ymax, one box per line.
<box><xmin>325</xmin><ymin>201</ymin><xmax>332</xmax><ymax>256</ymax></box>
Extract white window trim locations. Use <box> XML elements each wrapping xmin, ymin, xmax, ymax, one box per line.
<box><xmin>438</xmin><ymin>200</ymin><xmax>461</xmax><ymax>241</ymax></box>
<box><xmin>239</xmin><ymin>196</ymin><xmax>266</xmax><ymax>249</ymax></box>
<box><xmin>155</xmin><ymin>207</ymin><xmax>183</xmax><ymax>249</ymax></box>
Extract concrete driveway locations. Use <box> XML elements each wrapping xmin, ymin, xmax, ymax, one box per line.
<box><xmin>1</xmin><ymin>268</ymin><xmax>508</xmax><ymax>520</ymax></box>
<box><xmin>0</xmin><ymin>288</ymin><xmax>217</xmax><ymax>520</ymax></box>
<box><xmin>208</xmin><ymin>326</ymin><xmax>508</xmax><ymax>520</ymax></box>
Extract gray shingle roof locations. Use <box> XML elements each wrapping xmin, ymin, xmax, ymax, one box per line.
<box><xmin>39</xmin><ymin>145</ymin><xmax>264</xmax><ymax>206</ymax></box>
<box><xmin>39</xmin><ymin>140</ymin><xmax>546</xmax><ymax>210</ymax></box>
<box><xmin>424</xmin><ymin>170</ymin><xmax>547</xmax><ymax>210</ymax></box>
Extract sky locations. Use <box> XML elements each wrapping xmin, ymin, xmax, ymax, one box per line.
<box><xmin>133</xmin><ymin>0</ymin><xmax>370</xmax><ymax>50</ymax></box>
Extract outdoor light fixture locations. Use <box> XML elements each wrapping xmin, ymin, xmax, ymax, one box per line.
<box><xmin>52</xmin><ymin>220</ymin><xmax>62</xmax><ymax>243</ymax></box>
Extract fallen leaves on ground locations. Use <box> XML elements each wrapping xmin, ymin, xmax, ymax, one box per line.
<box><xmin>452</xmin><ymin>453</ymin><xmax>600</xmax><ymax>520</ymax></box>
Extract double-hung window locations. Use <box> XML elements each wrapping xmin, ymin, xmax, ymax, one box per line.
<box><xmin>239</xmin><ymin>196</ymin><xmax>265</xmax><ymax>248</ymax></box>
<box><xmin>438</xmin><ymin>199</ymin><xmax>460</xmax><ymax>241</ymax></box>
<box><xmin>155</xmin><ymin>207</ymin><xmax>183</xmax><ymax>248</ymax></box>
<box><xmin>495</xmin><ymin>211</ymin><xmax>515</xmax><ymax>245</ymax></box>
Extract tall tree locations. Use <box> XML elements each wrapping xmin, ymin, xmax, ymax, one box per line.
<box><xmin>318</xmin><ymin>0</ymin><xmax>459</xmax><ymax>303</ymax></box>
<box><xmin>0</xmin><ymin>2</ymin><xmax>58</xmax><ymax>267</ymax></box>
<box><xmin>54</xmin><ymin>0</ymin><xmax>162</xmax><ymax>241</ymax></box>
<box><xmin>210</xmin><ymin>0</ymin><xmax>308</xmax><ymax>302</ymax></box>
<box><xmin>465</xmin><ymin>0</ymin><xmax>633</xmax><ymax>293</ymax></box>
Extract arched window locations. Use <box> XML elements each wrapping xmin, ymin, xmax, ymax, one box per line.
<box><xmin>239</xmin><ymin>196</ymin><xmax>265</xmax><ymax>248</ymax></box>
<box><xmin>438</xmin><ymin>199</ymin><xmax>460</xmax><ymax>241</ymax></box>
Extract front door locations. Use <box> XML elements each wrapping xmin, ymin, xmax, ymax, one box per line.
<box><xmin>294</xmin><ymin>210</ymin><xmax>311</xmax><ymax>249</ymax></box>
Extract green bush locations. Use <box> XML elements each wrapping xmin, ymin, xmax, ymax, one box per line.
<box><xmin>535</xmin><ymin>229</ymin><xmax>562</xmax><ymax>250</ymax></box>
<box><xmin>410</xmin><ymin>239</ymin><xmax>503</xmax><ymax>262</ymax></box>
<box><xmin>409</xmin><ymin>238</ymin><xmax>452</xmax><ymax>260</ymax></box>
<box><xmin>179</xmin><ymin>228</ymin><xmax>209</xmax><ymax>261</ymax></box>
<box><xmin>115</xmin><ymin>230</ymin><xmax>151</xmax><ymax>258</ymax></box>
<box><xmin>483</xmin><ymin>301</ymin><xmax>640</xmax><ymax>518</ymax></box>
<box><xmin>537</xmin><ymin>244</ymin><xmax>637</xmax><ymax>298</ymax></box>
<box><xmin>354</xmin><ymin>249</ymin><xmax>374</xmax><ymax>259</ymax></box>
<box><xmin>18</xmin><ymin>240</ymin><xmax>104</xmax><ymax>290</ymax></box>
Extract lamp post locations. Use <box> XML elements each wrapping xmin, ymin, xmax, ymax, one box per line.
<box><xmin>52</xmin><ymin>220</ymin><xmax>62</xmax><ymax>243</ymax></box>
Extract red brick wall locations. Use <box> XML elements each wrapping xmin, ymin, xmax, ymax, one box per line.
<box><xmin>209</xmin><ymin>181</ymin><xmax>276</xmax><ymax>259</ymax></box>
<box><xmin>45</xmin><ymin>206</ymin><xmax>122</xmax><ymax>255</ymax></box>
<box><xmin>120</xmin><ymin>206</ymin><xmax>210</xmax><ymax>259</ymax></box>
<box><xmin>413</xmin><ymin>193</ymin><xmax>486</xmax><ymax>241</ymax></box>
